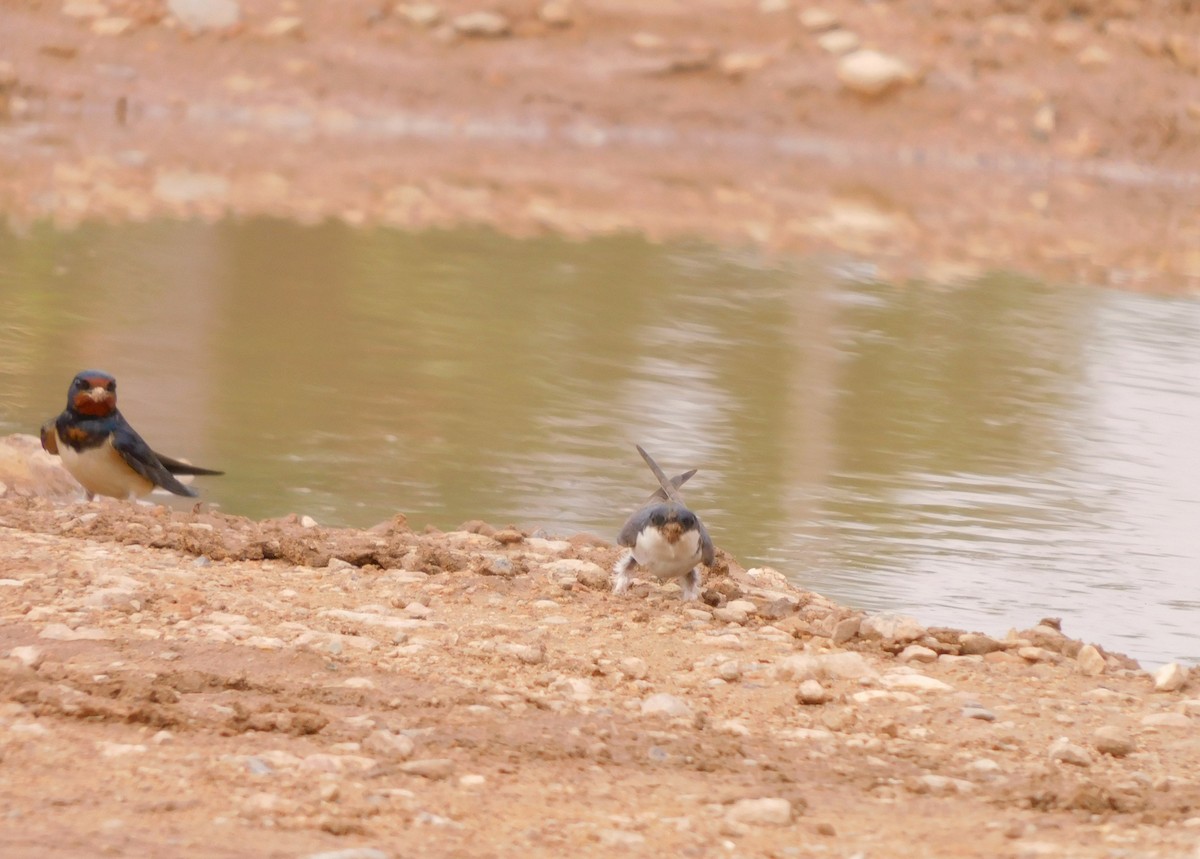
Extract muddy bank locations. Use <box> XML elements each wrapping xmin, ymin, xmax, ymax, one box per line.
<box><xmin>1</xmin><ymin>1</ymin><xmax>1199</xmax><ymax>292</ymax></box>
<box><xmin>3</xmin><ymin>434</ymin><xmax>1200</xmax><ymax>857</ymax></box>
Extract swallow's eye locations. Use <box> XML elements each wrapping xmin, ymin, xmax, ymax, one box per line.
<box><xmin>74</xmin><ymin>378</ymin><xmax>88</xmax><ymax>389</ymax></box>
<box><xmin>107</xmin><ymin>380</ymin><xmax>116</xmax><ymax>391</ymax></box>
<box><xmin>650</xmin><ymin>512</ymin><xmax>666</xmax><ymax>527</ymax></box>
<box><xmin>680</xmin><ymin>513</ymin><xmax>696</xmax><ymax>529</ymax></box>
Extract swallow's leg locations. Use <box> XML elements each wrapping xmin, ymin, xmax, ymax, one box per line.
<box><xmin>613</xmin><ymin>552</ymin><xmax>637</xmax><ymax>595</ymax></box>
<box><xmin>680</xmin><ymin>567</ymin><xmax>702</xmax><ymax>601</ymax></box>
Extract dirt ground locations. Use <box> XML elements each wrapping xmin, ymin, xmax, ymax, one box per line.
<box><xmin>3</xmin><ymin>428</ymin><xmax>1200</xmax><ymax>859</ymax></box>
<box><xmin>3</xmin><ymin>2</ymin><xmax>1200</xmax><ymax>856</ymax></box>
<box><xmin>1</xmin><ymin>0</ymin><xmax>1199</xmax><ymax>292</ymax></box>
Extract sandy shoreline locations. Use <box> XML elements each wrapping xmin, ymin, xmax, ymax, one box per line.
<box><xmin>3</xmin><ymin>434</ymin><xmax>1200</xmax><ymax>857</ymax></box>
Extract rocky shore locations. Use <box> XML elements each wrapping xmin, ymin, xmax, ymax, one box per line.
<box><xmin>1</xmin><ymin>434</ymin><xmax>1198</xmax><ymax>857</ymax></box>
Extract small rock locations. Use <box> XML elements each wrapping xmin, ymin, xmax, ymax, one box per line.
<box><xmin>718</xmin><ymin>661</ymin><xmax>742</xmax><ymax>682</ymax></box>
<box><xmin>713</xmin><ymin>607</ymin><xmax>748</xmax><ymax>625</ymax></box>
<box><xmin>396</xmin><ymin>3</ymin><xmax>441</xmax><ymax>27</ymax></box>
<box><xmin>910</xmin><ymin>774</ymin><xmax>974</xmax><ymax>795</ymax></box>
<box><xmin>92</xmin><ymin>17</ymin><xmax>133</xmax><ymax>35</ymax></box>
<box><xmin>965</xmin><ymin>758</ymin><xmax>1002</xmax><ymax>774</ymax></box>
<box><xmin>879</xmin><ymin>673</ymin><xmax>952</xmax><ymax>692</ymax></box>
<box><xmin>300</xmin><ymin>515</ymin><xmax>318</xmax><ymax>528</ymax></box>
<box><xmin>399</xmin><ymin>758</ymin><xmax>454</xmax><ymax>780</ymax></box>
<box><xmin>459</xmin><ymin>774</ymin><xmax>486</xmax><ymax>788</ymax></box>
<box><xmin>302</xmin><ymin>849</ymin><xmax>390</xmax><ymax>859</ymax></box>
<box><xmin>817</xmin><ymin>29</ymin><xmax>859</xmax><ymax>55</ymax></box>
<box><xmin>831</xmin><ymin>616</ymin><xmax>860</xmax><ymax>644</ymax></box>
<box><xmin>1091</xmin><ymin>725</ymin><xmax>1135</xmax><ymax>757</ymax></box>
<box><xmin>719</xmin><ymin>52</ymin><xmax>770</xmax><ymax>78</ymax></box>
<box><xmin>618</xmin><ymin>657</ymin><xmax>649</xmax><ymax>680</ymax></box>
<box><xmin>1141</xmin><ymin>712</ymin><xmax>1192</xmax><ymax>729</ymax></box>
<box><xmin>641</xmin><ymin>693</ymin><xmax>693</xmax><ymax>719</ymax></box>
<box><xmin>362</xmin><ymin>730</ymin><xmax>415</xmax><ymax>760</ymax></box>
<box><xmin>573</xmin><ymin>564</ymin><xmax>610</xmax><ymax>590</ymax></box>
<box><xmin>1077</xmin><ymin>45</ymin><xmax>1112</xmax><ymax>68</ymax></box>
<box><xmin>498</xmin><ymin>643</ymin><xmax>544</xmax><ymax>664</ymax></box>
<box><xmin>1076</xmin><ymin>644</ymin><xmax>1106</xmax><ymax>676</ymax></box>
<box><xmin>959</xmin><ymin>633</ymin><xmax>1004</xmax><ymax>655</ymax></box>
<box><xmin>962</xmin><ymin>706</ymin><xmax>996</xmax><ymax>722</ymax></box>
<box><xmin>725</xmin><ymin>797</ymin><xmax>793</xmax><ymax>826</ymax></box>
<box><xmin>837</xmin><ymin>50</ymin><xmax>915</xmax><ymax>98</ymax></box>
<box><xmin>167</xmin><ymin>0</ymin><xmax>241</xmax><ymax>33</ymax></box>
<box><xmin>1048</xmin><ymin>737</ymin><xmax>1092</xmax><ymax>767</ymax></box>
<box><xmin>1154</xmin><ymin>662</ymin><xmax>1189</xmax><ymax>693</ymax></box>
<box><xmin>63</xmin><ymin>0</ymin><xmax>107</xmax><ymax>17</ymax></box>
<box><xmin>859</xmin><ymin>613</ymin><xmax>925</xmax><ymax>643</ymax></box>
<box><xmin>1017</xmin><ymin>646</ymin><xmax>1060</xmax><ymax>663</ymax></box>
<box><xmin>796</xmin><ymin>679</ymin><xmax>829</xmax><ymax>705</ymax></box>
<box><xmin>39</xmin><ymin>624</ymin><xmax>114</xmax><ymax>641</ymax></box>
<box><xmin>8</xmin><ymin>646</ymin><xmax>44</xmax><ymax>669</ymax></box>
<box><xmin>538</xmin><ymin>1</ymin><xmax>572</xmax><ymax>26</ymax></box>
<box><xmin>452</xmin><ymin>11</ymin><xmax>509</xmax><ymax>37</ymax></box>
<box><xmin>261</xmin><ymin>16</ymin><xmax>303</xmax><ymax>38</ymax></box>
<box><xmin>898</xmin><ymin>645</ymin><xmax>937</xmax><ymax>664</ymax></box>
<box><xmin>629</xmin><ymin>32</ymin><xmax>667</xmax><ymax>51</ymax></box>
<box><xmin>1032</xmin><ymin>103</ymin><xmax>1056</xmax><ymax>138</ymax></box>
<box><xmin>798</xmin><ymin>7</ymin><xmax>839</xmax><ymax>31</ymax></box>
<box><xmin>597</xmin><ymin>830</ymin><xmax>646</xmax><ymax>848</ymax></box>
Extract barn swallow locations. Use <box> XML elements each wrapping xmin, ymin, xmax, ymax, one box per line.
<box><xmin>40</xmin><ymin>370</ymin><xmax>223</xmax><ymax>501</ymax></box>
<box><xmin>613</xmin><ymin>444</ymin><xmax>714</xmax><ymax>601</ymax></box>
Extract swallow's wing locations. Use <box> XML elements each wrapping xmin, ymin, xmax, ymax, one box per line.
<box><xmin>110</xmin><ymin>419</ymin><xmax>198</xmax><ymax>497</ymax></box>
<box><xmin>153</xmin><ymin>451</ymin><xmax>224</xmax><ymax>476</ymax></box>
<box><xmin>696</xmin><ymin>518</ymin><xmax>716</xmax><ymax>567</ymax></box>
<box><xmin>636</xmin><ymin>444</ymin><xmax>683</xmax><ymax>503</ymax></box>
<box><xmin>646</xmin><ymin>469</ymin><xmax>696</xmax><ymax>502</ymax></box>
<box><xmin>39</xmin><ymin>419</ymin><xmax>59</xmax><ymax>455</ymax></box>
<box><xmin>617</xmin><ymin>505</ymin><xmax>659</xmax><ymax>549</ymax></box>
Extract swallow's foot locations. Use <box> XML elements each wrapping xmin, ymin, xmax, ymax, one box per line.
<box><xmin>613</xmin><ymin>553</ymin><xmax>636</xmax><ymax>595</ymax></box>
<box><xmin>680</xmin><ymin>568</ymin><xmax>701</xmax><ymax>601</ymax></box>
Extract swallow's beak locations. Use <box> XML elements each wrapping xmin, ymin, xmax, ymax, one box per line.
<box><xmin>87</xmin><ymin>387</ymin><xmax>113</xmax><ymax>402</ymax></box>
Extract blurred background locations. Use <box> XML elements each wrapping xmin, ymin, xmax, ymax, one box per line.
<box><xmin>1</xmin><ymin>0</ymin><xmax>1198</xmax><ymax>666</ymax></box>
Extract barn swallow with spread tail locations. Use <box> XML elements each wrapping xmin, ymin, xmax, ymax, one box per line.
<box><xmin>40</xmin><ymin>370</ymin><xmax>223</xmax><ymax>501</ymax></box>
<box><xmin>613</xmin><ymin>444</ymin><xmax>714</xmax><ymax>601</ymax></box>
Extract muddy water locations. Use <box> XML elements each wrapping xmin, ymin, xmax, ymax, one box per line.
<box><xmin>1</xmin><ymin>220</ymin><xmax>1197</xmax><ymax>666</ymax></box>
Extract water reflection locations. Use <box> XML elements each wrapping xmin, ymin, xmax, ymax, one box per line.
<box><xmin>1</xmin><ymin>220</ymin><xmax>1197</xmax><ymax>667</ymax></box>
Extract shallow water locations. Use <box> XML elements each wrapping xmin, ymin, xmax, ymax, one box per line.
<box><xmin>1</xmin><ymin>220</ymin><xmax>1197</xmax><ymax>667</ymax></box>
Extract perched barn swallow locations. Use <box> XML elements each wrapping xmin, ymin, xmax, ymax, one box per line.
<box><xmin>40</xmin><ymin>370</ymin><xmax>223</xmax><ymax>501</ymax></box>
<box><xmin>613</xmin><ymin>444</ymin><xmax>714</xmax><ymax>601</ymax></box>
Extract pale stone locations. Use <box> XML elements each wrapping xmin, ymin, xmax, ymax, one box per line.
<box><xmin>959</xmin><ymin>633</ymin><xmax>1004</xmax><ymax>655</ymax></box>
<box><xmin>796</xmin><ymin>679</ymin><xmax>829</xmax><ymax>705</ymax></box>
<box><xmin>817</xmin><ymin>29</ymin><xmax>859</xmax><ymax>55</ymax></box>
<box><xmin>837</xmin><ymin>50</ymin><xmax>914</xmax><ymax>97</ymax></box>
<box><xmin>1091</xmin><ymin>725</ymin><xmax>1134</xmax><ymax>757</ymax></box>
<box><xmin>395</xmin><ymin>3</ymin><xmax>441</xmax><ymax>27</ymax></box>
<box><xmin>859</xmin><ymin>613</ymin><xmax>925</xmax><ymax>643</ymax></box>
<box><xmin>726</xmin><ymin>797</ymin><xmax>793</xmax><ymax>826</ymax></box>
<box><xmin>1154</xmin><ymin>662</ymin><xmax>1189</xmax><ymax>693</ymax></box>
<box><xmin>880</xmin><ymin>673</ymin><xmax>952</xmax><ymax>692</ymax></box>
<box><xmin>798</xmin><ymin>7</ymin><xmax>838</xmax><ymax>31</ymax></box>
<box><xmin>8</xmin><ymin>646</ymin><xmax>44</xmax><ymax>669</ymax></box>
<box><xmin>452</xmin><ymin>12</ymin><xmax>510</xmax><ymax>37</ymax></box>
<box><xmin>898</xmin><ymin>644</ymin><xmax>937</xmax><ymax>664</ymax></box>
<box><xmin>641</xmin><ymin>693</ymin><xmax>693</xmax><ymax>719</ymax></box>
<box><xmin>618</xmin><ymin>657</ymin><xmax>649</xmax><ymax>680</ymax></box>
<box><xmin>362</xmin><ymin>729</ymin><xmax>415</xmax><ymax>760</ymax></box>
<box><xmin>399</xmin><ymin>758</ymin><xmax>455</xmax><ymax>779</ymax></box>
<box><xmin>1048</xmin><ymin>737</ymin><xmax>1092</xmax><ymax>767</ymax></box>
<box><xmin>1076</xmin><ymin>644</ymin><xmax>1106</xmax><ymax>676</ymax></box>
<box><xmin>167</xmin><ymin>0</ymin><xmax>240</xmax><ymax>32</ymax></box>
<box><xmin>1141</xmin><ymin>712</ymin><xmax>1192</xmax><ymax>728</ymax></box>
<box><xmin>538</xmin><ymin>1</ymin><xmax>572</xmax><ymax>26</ymax></box>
